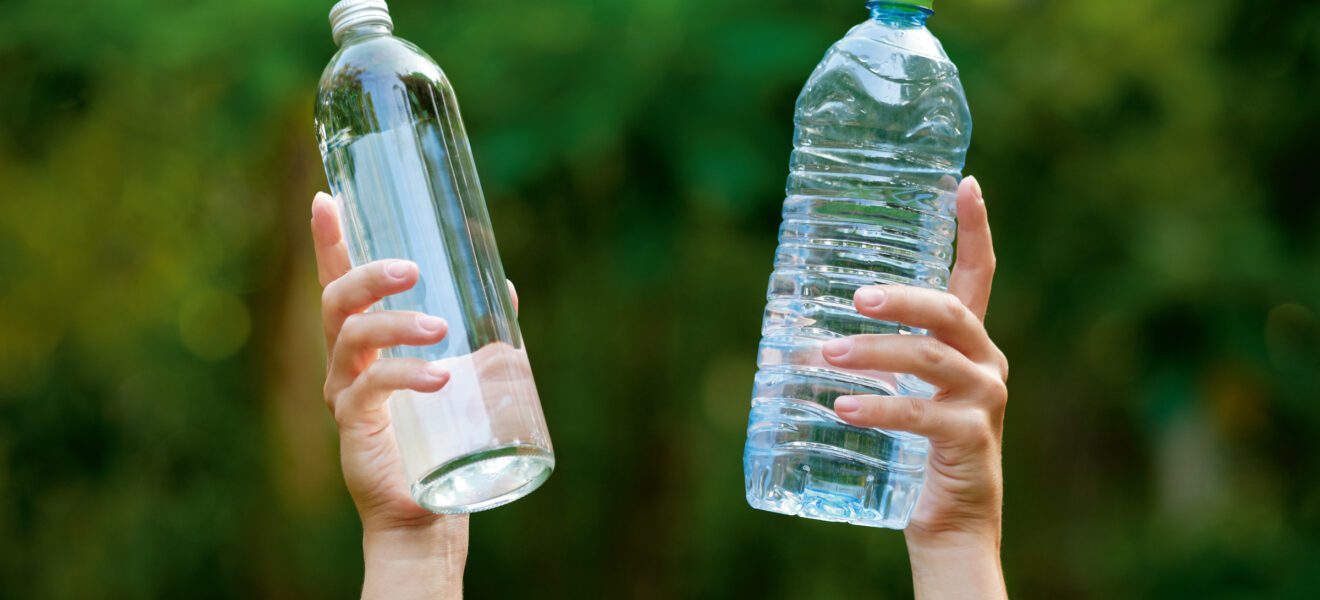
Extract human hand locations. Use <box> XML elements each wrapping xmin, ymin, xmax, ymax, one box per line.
<box><xmin>819</xmin><ymin>177</ymin><xmax>1008</xmax><ymax>598</ymax></box>
<box><xmin>310</xmin><ymin>192</ymin><xmax>518</xmax><ymax>598</ymax></box>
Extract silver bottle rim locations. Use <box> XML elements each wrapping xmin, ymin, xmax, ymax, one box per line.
<box><xmin>329</xmin><ymin>0</ymin><xmax>393</xmax><ymax>44</ymax></box>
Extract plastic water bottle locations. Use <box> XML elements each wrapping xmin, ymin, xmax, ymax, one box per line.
<box><xmin>315</xmin><ymin>0</ymin><xmax>553</xmax><ymax>514</ymax></box>
<box><xmin>743</xmin><ymin>0</ymin><xmax>971</xmax><ymax>528</ymax></box>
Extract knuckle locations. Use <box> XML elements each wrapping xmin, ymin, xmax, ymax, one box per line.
<box><xmin>325</xmin><ymin>390</ymin><xmax>347</xmax><ymax>425</ymax></box>
<box><xmin>356</xmin><ymin>361</ymin><xmax>381</xmax><ymax>388</ymax></box>
<box><xmin>331</xmin><ymin>401</ymin><xmax>352</xmax><ymax>428</ymax></box>
<box><xmin>940</xmin><ymin>293</ymin><xmax>970</xmax><ymax>326</ymax></box>
<box><xmin>996</xmin><ymin>351</ymin><xmax>1010</xmax><ymax>382</ymax></box>
<box><xmin>320</xmin><ymin>282</ymin><xmax>341</xmax><ymax>313</ymax></box>
<box><xmin>322</xmin><ymin>382</ymin><xmax>337</xmax><ymax>411</ymax></box>
<box><xmin>985</xmin><ymin>378</ymin><xmax>1009</xmax><ymax>407</ymax></box>
<box><xmin>898</xmin><ymin>397</ymin><xmax>927</xmax><ymax>427</ymax></box>
<box><xmin>359</xmin><ymin>359</ymin><xmax>408</xmax><ymax>393</ymax></box>
<box><xmin>916</xmin><ymin>338</ymin><xmax>947</xmax><ymax>367</ymax></box>
<box><xmin>955</xmin><ymin>410</ymin><xmax>996</xmax><ymax>449</ymax></box>
<box><xmin>339</xmin><ymin>313</ymin><xmax>365</xmax><ymax>339</ymax></box>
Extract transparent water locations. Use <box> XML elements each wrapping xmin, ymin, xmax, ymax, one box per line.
<box><xmin>316</xmin><ymin>27</ymin><xmax>552</xmax><ymax>514</ymax></box>
<box><xmin>743</xmin><ymin>5</ymin><xmax>971</xmax><ymax>528</ymax></box>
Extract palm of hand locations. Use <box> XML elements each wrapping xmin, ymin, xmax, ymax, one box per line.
<box><xmin>340</xmin><ymin>420</ymin><xmax>442</xmax><ymax>531</ymax></box>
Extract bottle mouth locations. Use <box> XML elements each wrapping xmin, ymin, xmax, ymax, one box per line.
<box><xmin>330</xmin><ymin>0</ymin><xmax>393</xmax><ymax>44</ymax></box>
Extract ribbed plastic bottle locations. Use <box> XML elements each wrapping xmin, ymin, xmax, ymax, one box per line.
<box><xmin>315</xmin><ymin>0</ymin><xmax>553</xmax><ymax>514</ymax></box>
<box><xmin>743</xmin><ymin>0</ymin><xmax>972</xmax><ymax>528</ymax></box>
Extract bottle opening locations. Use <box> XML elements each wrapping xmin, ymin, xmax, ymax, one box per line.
<box><xmin>330</xmin><ymin>0</ymin><xmax>393</xmax><ymax>45</ymax></box>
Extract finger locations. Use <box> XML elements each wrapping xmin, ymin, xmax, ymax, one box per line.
<box><xmin>327</xmin><ymin>311</ymin><xmax>448</xmax><ymax>390</ymax></box>
<box><xmin>822</xmin><ymin>335</ymin><xmax>992</xmax><ymax>394</ymax></box>
<box><xmin>321</xmin><ymin>259</ymin><xmax>419</xmax><ymax>348</ymax></box>
<box><xmin>947</xmin><ymin>176</ymin><xmax>995</xmax><ymax>320</ymax></box>
<box><xmin>329</xmin><ymin>358</ymin><xmax>450</xmax><ymax>430</ymax></box>
<box><xmin>832</xmin><ymin>395</ymin><xmax>976</xmax><ymax>443</ymax></box>
<box><xmin>852</xmin><ymin>285</ymin><xmax>1000</xmax><ymax>366</ymax></box>
<box><xmin>508</xmin><ymin>280</ymin><xmax>519</xmax><ymax>315</ymax></box>
<box><xmin>311</xmin><ymin>192</ymin><xmax>353</xmax><ymax>288</ymax></box>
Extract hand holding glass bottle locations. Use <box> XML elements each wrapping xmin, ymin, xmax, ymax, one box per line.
<box><xmin>310</xmin><ymin>192</ymin><xmax>530</xmax><ymax>598</ymax></box>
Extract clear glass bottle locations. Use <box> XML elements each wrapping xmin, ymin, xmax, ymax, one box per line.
<box><xmin>315</xmin><ymin>0</ymin><xmax>553</xmax><ymax>514</ymax></box>
<box><xmin>743</xmin><ymin>0</ymin><xmax>972</xmax><ymax>528</ymax></box>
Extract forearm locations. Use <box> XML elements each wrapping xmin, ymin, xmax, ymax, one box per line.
<box><xmin>906</xmin><ymin>532</ymin><xmax>1006</xmax><ymax>600</ymax></box>
<box><xmin>361</xmin><ymin>516</ymin><xmax>469</xmax><ymax>600</ymax></box>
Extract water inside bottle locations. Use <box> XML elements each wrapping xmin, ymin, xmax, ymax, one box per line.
<box><xmin>389</xmin><ymin>343</ymin><xmax>552</xmax><ymax>513</ymax></box>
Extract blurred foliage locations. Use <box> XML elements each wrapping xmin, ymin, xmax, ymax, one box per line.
<box><xmin>1</xmin><ymin>0</ymin><xmax>1319</xmax><ymax>597</ymax></box>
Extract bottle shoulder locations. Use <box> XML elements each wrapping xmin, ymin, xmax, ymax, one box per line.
<box><xmin>317</xmin><ymin>35</ymin><xmax>449</xmax><ymax>101</ymax></box>
<box><xmin>798</xmin><ymin>20</ymin><xmax>969</xmax><ymax>113</ymax></box>
<box><xmin>315</xmin><ymin>35</ymin><xmax>457</xmax><ymax>144</ymax></box>
<box><xmin>850</xmin><ymin>20</ymin><xmax>951</xmax><ymax>59</ymax></box>
<box><xmin>793</xmin><ymin>20</ymin><xmax>971</xmax><ymax>167</ymax></box>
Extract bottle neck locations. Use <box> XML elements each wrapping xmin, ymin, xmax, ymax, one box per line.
<box><xmin>335</xmin><ymin>23</ymin><xmax>392</xmax><ymax>46</ymax></box>
<box><xmin>867</xmin><ymin>1</ymin><xmax>932</xmax><ymax>28</ymax></box>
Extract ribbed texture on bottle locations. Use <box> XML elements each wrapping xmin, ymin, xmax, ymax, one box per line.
<box><xmin>743</xmin><ymin>16</ymin><xmax>969</xmax><ymax>529</ymax></box>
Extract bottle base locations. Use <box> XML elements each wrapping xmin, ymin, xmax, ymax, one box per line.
<box><xmin>745</xmin><ymin>446</ymin><xmax>923</xmax><ymax>529</ymax></box>
<box><xmin>410</xmin><ymin>444</ymin><xmax>554</xmax><ymax>514</ymax></box>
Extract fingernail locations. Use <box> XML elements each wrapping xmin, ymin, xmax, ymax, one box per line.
<box><xmin>835</xmin><ymin>396</ymin><xmax>861</xmax><ymax>413</ymax></box>
<box><xmin>386</xmin><ymin>261</ymin><xmax>415</xmax><ymax>280</ymax></box>
<box><xmin>417</xmin><ymin>315</ymin><xmax>446</xmax><ymax>333</ymax></box>
<box><xmin>822</xmin><ymin>337</ymin><xmax>853</xmax><ymax>358</ymax></box>
<box><xmin>425</xmin><ymin>361</ymin><xmax>449</xmax><ymax>380</ymax></box>
<box><xmin>855</xmin><ymin>287</ymin><xmax>887</xmax><ymax>310</ymax></box>
<box><xmin>967</xmin><ymin>175</ymin><xmax>982</xmax><ymax>200</ymax></box>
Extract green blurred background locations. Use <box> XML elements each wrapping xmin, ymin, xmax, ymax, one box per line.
<box><xmin>2</xmin><ymin>0</ymin><xmax>1318</xmax><ymax>597</ymax></box>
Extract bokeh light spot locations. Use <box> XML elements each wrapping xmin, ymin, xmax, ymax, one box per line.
<box><xmin>178</xmin><ymin>291</ymin><xmax>251</xmax><ymax>360</ymax></box>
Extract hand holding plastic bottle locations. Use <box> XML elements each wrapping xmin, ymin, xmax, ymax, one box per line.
<box><xmin>820</xmin><ymin>177</ymin><xmax>1009</xmax><ymax>599</ymax></box>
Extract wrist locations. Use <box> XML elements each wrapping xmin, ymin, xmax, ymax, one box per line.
<box><xmin>363</xmin><ymin>515</ymin><xmax>469</xmax><ymax>560</ymax></box>
<box><xmin>362</xmin><ymin>516</ymin><xmax>469</xmax><ymax>599</ymax></box>
<box><xmin>905</xmin><ymin>529</ymin><xmax>1005</xmax><ymax>600</ymax></box>
<box><xmin>904</xmin><ymin>520</ymin><xmax>999</xmax><ymax>553</ymax></box>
